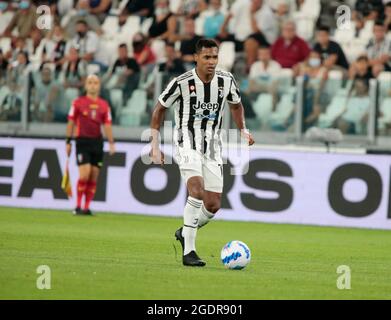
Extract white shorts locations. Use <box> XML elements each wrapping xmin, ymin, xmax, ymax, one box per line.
<box><xmin>174</xmin><ymin>147</ymin><xmax>223</xmax><ymax>193</ymax></box>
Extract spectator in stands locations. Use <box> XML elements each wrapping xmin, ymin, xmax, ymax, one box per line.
<box><xmin>354</xmin><ymin>0</ymin><xmax>384</xmax><ymax>21</ymax></box>
<box><xmin>245</xmin><ymin>45</ymin><xmax>281</xmax><ymax>110</ymax></box>
<box><xmin>132</xmin><ymin>32</ymin><xmax>156</xmax><ymax>68</ymax></box>
<box><xmin>298</xmin><ymin>51</ymin><xmax>328</xmax><ymax>129</ymax></box>
<box><xmin>85</xmin><ymin>0</ymin><xmax>112</xmax><ymax>23</ymax></box>
<box><xmin>41</xmin><ymin>24</ymin><xmax>67</xmax><ymax>74</ymax></box>
<box><xmin>0</xmin><ymin>2</ymin><xmax>14</xmax><ymax>35</ymax></box>
<box><xmin>6</xmin><ymin>51</ymin><xmax>30</xmax><ymax>101</ymax></box>
<box><xmin>158</xmin><ymin>42</ymin><xmax>185</xmax><ymax>82</ymax></box>
<box><xmin>1</xmin><ymin>0</ymin><xmax>38</xmax><ymax>39</ymax></box>
<box><xmin>274</xmin><ymin>2</ymin><xmax>291</xmax><ymax>35</ymax></box>
<box><xmin>64</xmin><ymin>0</ymin><xmax>102</xmax><ymax>38</ymax></box>
<box><xmin>0</xmin><ymin>49</ymin><xmax>8</xmax><ymax>85</ymax></box>
<box><xmin>177</xmin><ymin>0</ymin><xmax>207</xmax><ymax>19</ymax></box>
<box><xmin>148</xmin><ymin>0</ymin><xmax>177</xmax><ymax>41</ymax></box>
<box><xmin>313</xmin><ymin>26</ymin><xmax>349</xmax><ymax>71</ymax></box>
<box><xmin>352</xmin><ymin>12</ymin><xmax>366</xmax><ymax>38</ymax></box>
<box><xmin>219</xmin><ymin>0</ymin><xmax>276</xmax><ymax>57</ymax></box>
<box><xmin>271</xmin><ymin>20</ymin><xmax>310</xmax><ymax>74</ymax></box>
<box><xmin>31</xmin><ymin>65</ymin><xmax>64</xmax><ymax>122</ymax></box>
<box><xmin>59</xmin><ymin>46</ymin><xmax>88</xmax><ymax>110</ymax></box>
<box><xmin>66</xmin><ymin>19</ymin><xmax>100</xmax><ymax>63</ymax></box>
<box><xmin>102</xmin><ymin>43</ymin><xmax>140</xmax><ymax>102</ymax></box>
<box><xmin>180</xmin><ymin>17</ymin><xmax>203</xmax><ymax>70</ymax></box>
<box><xmin>337</xmin><ymin>78</ymin><xmax>370</xmax><ymax>134</ymax></box>
<box><xmin>7</xmin><ymin>37</ymin><xmax>28</xmax><ymax>65</ymax></box>
<box><xmin>27</xmin><ymin>28</ymin><xmax>45</xmax><ymax>70</ymax></box>
<box><xmin>366</xmin><ymin>20</ymin><xmax>391</xmax><ymax>76</ymax></box>
<box><xmin>385</xmin><ymin>2</ymin><xmax>391</xmax><ymax>32</ymax></box>
<box><xmin>202</xmin><ymin>0</ymin><xmax>225</xmax><ymax>39</ymax></box>
<box><xmin>348</xmin><ymin>55</ymin><xmax>373</xmax><ymax>88</ymax></box>
<box><xmin>123</xmin><ymin>0</ymin><xmax>154</xmax><ymax>18</ymax></box>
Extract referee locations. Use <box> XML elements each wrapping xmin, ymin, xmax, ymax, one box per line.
<box><xmin>65</xmin><ymin>74</ymin><xmax>115</xmax><ymax>215</ymax></box>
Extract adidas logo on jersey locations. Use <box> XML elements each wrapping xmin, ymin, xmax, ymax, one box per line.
<box><xmin>192</xmin><ymin>101</ymin><xmax>220</xmax><ymax>111</ymax></box>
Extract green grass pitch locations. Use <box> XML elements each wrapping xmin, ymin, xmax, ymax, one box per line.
<box><xmin>0</xmin><ymin>206</ymin><xmax>390</xmax><ymax>300</ymax></box>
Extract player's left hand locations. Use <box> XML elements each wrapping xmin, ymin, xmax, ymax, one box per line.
<box><xmin>241</xmin><ymin>129</ymin><xmax>255</xmax><ymax>146</ymax></box>
<box><xmin>109</xmin><ymin>142</ymin><xmax>115</xmax><ymax>155</ymax></box>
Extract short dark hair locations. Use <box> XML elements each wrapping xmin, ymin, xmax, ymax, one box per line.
<box><xmin>258</xmin><ymin>44</ymin><xmax>270</xmax><ymax>50</ymax></box>
<box><xmin>76</xmin><ymin>19</ymin><xmax>88</xmax><ymax>26</ymax></box>
<box><xmin>195</xmin><ymin>38</ymin><xmax>219</xmax><ymax>53</ymax></box>
<box><xmin>386</xmin><ymin>2</ymin><xmax>391</xmax><ymax>7</ymax></box>
<box><xmin>119</xmin><ymin>43</ymin><xmax>128</xmax><ymax>49</ymax></box>
<box><xmin>317</xmin><ymin>25</ymin><xmax>330</xmax><ymax>33</ymax></box>
<box><xmin>374</xmin><ymin>19</ymin><xmax>385</xmax><ymax>27</ymax></box>
<box><xmin>357</xmin><ymin>55</ymin><xmax>369</xmax><ymax>62</ymax></box>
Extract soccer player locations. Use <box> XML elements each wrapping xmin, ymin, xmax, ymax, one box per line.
<box><xmin>150</xmin><ymin>39</ymin><xmax>254</xmax><ymax>266</ymax></box>
<box><xmin>65</xmin><ymin>74</ymin><xmax>115</xmax><ymax>215</ymax></box>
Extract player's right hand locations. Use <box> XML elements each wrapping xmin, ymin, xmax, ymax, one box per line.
<box><xmin>66</xmin><ymin>143</ymin><xmax>71</xmax><ymax>157</ymax></box>
<box><xmin>150</xmin><ymin>148</ymin><xmax>165</xmax><ymax>165</ymax></box>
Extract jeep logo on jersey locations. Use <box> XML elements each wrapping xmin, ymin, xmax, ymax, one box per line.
<box><xmin>192</xmin><ymin>101</ymin><xmax>220</xmax><ymax>111</ymax></box>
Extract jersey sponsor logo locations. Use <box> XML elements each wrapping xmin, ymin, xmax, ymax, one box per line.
<box><xmin>89</xmin><ymin>104</ymin><xmax>98</xmax><ymax>109</ymax></box>
<box><xmin>193</xmin><ymin>113</ymin><xmax>217</xmax><ymax>120</ymax></box>
<box><xmin>192</xmin><ymin>101</ymin><xmax>220</xmax><ymax>111</ymax></box>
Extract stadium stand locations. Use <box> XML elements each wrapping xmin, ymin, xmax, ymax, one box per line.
<box><xmin>0</xmin><ymin>0</ymin><xmax>390</xmax><ymax>146</ymax></box>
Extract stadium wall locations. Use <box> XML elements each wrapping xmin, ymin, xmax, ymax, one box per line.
<box><xmin>1</xmin><ymin>137</ymin><xmax>391</xmax><ymax>230</ymax></box>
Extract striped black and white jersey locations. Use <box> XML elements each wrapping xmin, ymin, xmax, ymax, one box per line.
<box><xmin>158</xmin><ymin>68</ymin><xmax>241</xmax><ymax>160</ymax></box>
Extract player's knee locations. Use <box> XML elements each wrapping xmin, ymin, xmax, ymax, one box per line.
<box><xmin>189</xmin><ymin>187</ymin><xmax>204</xmax><ymax>200</ymax></box>
<box><xmin>204</xmin><ymin>201</ymin><xmax>221</xmax><ymax>214</ymax></box>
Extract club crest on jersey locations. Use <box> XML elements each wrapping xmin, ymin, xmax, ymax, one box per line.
<box><xmin>192</xmin><ymin>101</ymin><xmax>220</xmax><ymax>111</ymax></box>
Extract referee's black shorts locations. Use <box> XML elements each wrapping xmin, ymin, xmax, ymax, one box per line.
<box><xmin>75</xmin><ymin>138</ymin><xmax>104</xmax><ymax>168</ymax></box>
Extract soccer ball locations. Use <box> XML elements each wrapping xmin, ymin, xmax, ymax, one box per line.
<box><xmin>221</xmin><ymin>240</ymin><xmax>251</xmax><ymax>270</ymax></box>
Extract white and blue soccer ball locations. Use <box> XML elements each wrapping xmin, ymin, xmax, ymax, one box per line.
<box><xmin>221</xmin><ymin>240</ymin><xmax>251</xmax><ymax>270</ymax></box>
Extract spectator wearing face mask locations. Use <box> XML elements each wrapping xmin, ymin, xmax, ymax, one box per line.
<box><xmin>65</xmin><ymin>20</ymin><xmax>100</xmax><ymax>63</ymax></box>
<box><xmin>132</xmin><ymin>32</ymin><xmax>156</xmax><ymax>68</ymax></box>
<box><xmin>299</xmin><ymin>51</ymin><xmax>328</xmax><ymax>129</ymax></box>
<box><xmin>64</xmin><ymin>0</ymin><xmax>102</xmax><ymax>38</ymax></box>
<box><xmin>1</xmin><ymin>0</ymin><xmax>38</xmax><ymax>39</ymax></box>
<box><xmin>148</xmin><ymin>0</ymin><xmax>177</xmax><ymax>42</ymax></box>
<box><xmin>201</xmin><ymin>0</ymin><xmax>225</xmax><ymax>39</ymax></box>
